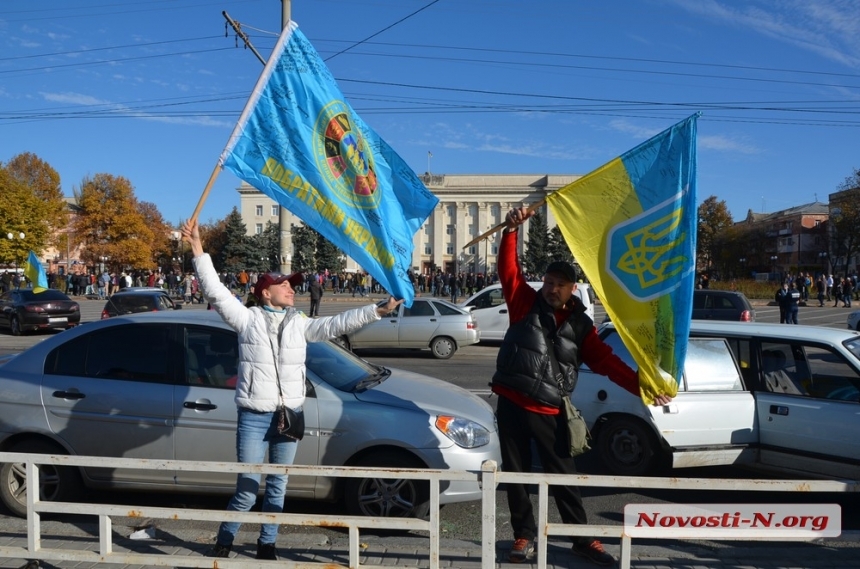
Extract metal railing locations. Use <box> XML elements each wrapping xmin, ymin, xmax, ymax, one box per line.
<box><xmin>0</xmin><ymin>451</ymin><xmax>856</xmax><ymax>569</ymax></box>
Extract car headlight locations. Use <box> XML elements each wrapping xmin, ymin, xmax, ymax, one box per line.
<box><xmin>435</xmin><ymin>415</ymin><xmax>491</xmax><ymax>448</ymax></box>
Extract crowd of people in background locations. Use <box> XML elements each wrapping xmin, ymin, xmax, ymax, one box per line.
<box><xmin>774</xmin><ymin>271</ymin><xmax>859</xmax><ymax>324</ymax></box>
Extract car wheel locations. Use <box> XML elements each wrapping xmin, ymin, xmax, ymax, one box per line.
<box><xmin>596</xmin><ymin>417</ymin><xmax>662</xmax><ymax>476</ymax></box>
<box><xmin>0</xmin><ymin>440</ymin><xmax>83</xmax><ymax>518</ymax></box>
<box><xmin>345</xmin><ymin>451</ymin><xmax>430</xmax><ymax>519</ymax></box>
<box><xmin>10</xmin><ymin>316</ymin><xmax>23</xmax><ymax>337</ymax></box>
<box><xmin>333</xmin><ymin>335</ymin><xmax>351</xmax><ymax>351</ymax></box>
<box><xmin>430</xmin><ymin>336</ymin><xmax>456</xmax><ymax>359</ymax></box>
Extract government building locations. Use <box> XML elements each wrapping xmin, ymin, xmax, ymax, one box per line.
<box><xmin>237</xmin><ymin>173</ymin><xmax>582</xmax><ymax>276</ymax></box>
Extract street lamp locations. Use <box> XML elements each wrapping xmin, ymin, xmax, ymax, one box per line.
<box><xmin>818</xmin><ymin>252</ymin><xmax>829</xmax><ymax>276</ymax></box>
<box><xmin>99</xmin><ymin>256</ymin><xmax>110</xmax><ymax>274</ymax></box>
<box><xmin>739</xmin><ymin>257</ymin><xmax>746</xmax><ymax>278</ymax></box>
<box><xmin>6</xmin><ymin>232</ymin><xmax>25</xmax><ymax>281</ymax></box>
<box><xmin>770</xmin><ymin>255</ymin><xmax>778</xmax><ymax>277</ymax></box>
<box><xmin>171</xmin><ymin>231</ymin><xmax>185</xmax><ymax>274</ymax></box>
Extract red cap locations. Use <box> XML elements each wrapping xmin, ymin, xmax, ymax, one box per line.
<box><xmin>254</xmin><ymin>272</ymin><xmax>303</xmax><ymax>301</ymax></box>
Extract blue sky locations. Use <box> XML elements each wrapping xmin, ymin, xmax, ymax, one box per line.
<box><xmin>2</xmin><ymin>0</ymin><xmax>859</xmax><ymax>227</ymax></box>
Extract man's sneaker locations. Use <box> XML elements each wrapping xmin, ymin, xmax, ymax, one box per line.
<box><xmin>207</xmin><ymin>542</ymin><xmax>231</xmax><ymax>558</ymax></box>
<box><xmin>256</xmin><ymin>540</ymin><xmax>278</xmax><ymax>560</ymax></box>
<box><xmin>508</xmin><ymin>538</ymin><xmax>535</xmax><ymax>563</ymax></box>
<box><xmin>572</xmin><ymin>540</ymin><xmax>616</xmax><ymax>566</ymax></box>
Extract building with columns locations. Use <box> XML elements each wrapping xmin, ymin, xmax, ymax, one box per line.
<box><xmin>237</xmin><ymin>173</ymin><xmax>582</xmax><ymax>276</ymax></box>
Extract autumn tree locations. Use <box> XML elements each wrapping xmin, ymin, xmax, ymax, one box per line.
<box><xmin>137</xmin><ymin>201</ymin><xmax>172</xmax><ymax>269</ymax></box>
<box><xmin>0</xmin><ymin>167</ymin><xmax>47</xmax><ymax>266</ymax></box>
<box><xmin>831</xmin><ymin>169</ymin><xmax>860</xmax><ymax>275</ymax></box>
<box><xmin>73</xmin><ymin>174</ymin><xmax>154</xmax><ymax>271</ymax></box>
<box><xmin>523</xmin><ymin>210</ymin><xmax>549</xmax><ymax>276</ymax></box>
<box><xmin>4</xmin><ymin>153</ymin><xmax>68</xmax><ymax>248</ymax></box>
<box><xmin>316</xmin><ymin>232</ymin><xmax>344</xmax><ymax>275</ymax></box>
<box><xmin>697</xmin><ymin>196</ymin><xmax>734</xmax><ymax>272</ymax></box>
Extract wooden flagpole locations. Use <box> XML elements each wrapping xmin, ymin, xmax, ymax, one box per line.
<box><xmin>190</xmin><ymin>164</ymin><xmax>222</xmax><ymax>223</ymax></box>
<box><xmin>462</xmin><ymin>199</ymin><xmax>546</xmax><ymax>250</ymax></box>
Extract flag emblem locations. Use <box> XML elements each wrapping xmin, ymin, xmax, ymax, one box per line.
<box><xmin>315</xmin><ymin>100</ymin><xmax>380</xmax><ymax>204</ymax></box>
<box><xmin>610</xmin><ymin>194</ymin><xmax>689</xmax><ymax>300</ymax></box>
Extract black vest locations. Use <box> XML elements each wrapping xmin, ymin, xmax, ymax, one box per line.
<box><xmin>491</xmin><ymin>293</ymin><xmax>593</xmax><ymax>408</ymax></box>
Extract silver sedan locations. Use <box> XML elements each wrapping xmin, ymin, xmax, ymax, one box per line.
<box><xmin>0</xmin><ymin>310</ymin><xmax>499</xmax><ymax>518</ymax></box>
<box><xmin>336</xmin><ymin>297</ymin><xmax>480</xmax><ymax>359</ymax></box>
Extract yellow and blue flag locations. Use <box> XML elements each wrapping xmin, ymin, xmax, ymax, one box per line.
<box><xmin>24</xmin><ymin>250</ymin><xmax>48</xmax><ymax>293</ymax></box>
<box><xmin>547</xmin><ymin>115</ymin><xmax>698</xmax><ymax>403</ymax></box>
<box><xmin>220</xmin><ymin>21</ymin><xmax>438</xmax><ymax>306</ymax></box>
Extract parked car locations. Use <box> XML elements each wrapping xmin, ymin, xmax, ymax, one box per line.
<box><xmin>101</xmin><ymin>287</ymin><xmax>182</xmax><ymax>319</ymax></box>
<box><xmin>691</xmin><ymin>289</ymin><xmax>755</xmax><ymax>321</ymax></box>
<box><xmin>848</xmin><ymin>310</ymin><xmax>860</xmax><ymax>331</ymax></box>
<box><xmin>0</xmin><ymin>288</ymin><xmax>80</xmax><ymax>335</ymax></box>
<box><xmin>0</xmin><ymin>310</ymin><xmax>500</xmax><ymax>518</ymax></box>
<box><xmin>573</xmin><ymin>321</ymin><xmax>860</xmax><ymax>479</ymax></box>
<box><xmin>336</xmin><ymin>297</ymin><xmax>480</xmax><ymax>359</ymax></box>
<box><xmin>459</xmin><ymin>282</ymin><xmax>595</xmax><ymax>341</ymax></box>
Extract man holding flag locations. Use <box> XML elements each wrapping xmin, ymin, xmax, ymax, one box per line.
<box><xmin>491</xmin><ymin>207</ymin><xmax>673</xmax><ymax>566</ymax></box>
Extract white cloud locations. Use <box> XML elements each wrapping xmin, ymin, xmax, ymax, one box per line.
<box><xmin>667</xmin><ymin>0</ymin><xmax>860</xmax><ymax>68</ymax></box>
<box><xmin>699</xmin><ymin>134</ymin><xmax>761</xmax><ymax>154</ymax></box>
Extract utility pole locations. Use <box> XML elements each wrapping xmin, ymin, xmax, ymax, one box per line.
<box><xmin>278</xmin><ymin>0</ymin><xmax>293</xmax><ymax>274</ymax></box>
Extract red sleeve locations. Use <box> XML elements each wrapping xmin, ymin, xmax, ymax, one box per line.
<box><xmin>579</xmin><ymin>328</ymin><xmax>640</xmax><ymax>396</ymax></box>
<box><xmin>499</xmin><ymin>229</ymin><xmax>536</xmax><ymax>325</ymax></box>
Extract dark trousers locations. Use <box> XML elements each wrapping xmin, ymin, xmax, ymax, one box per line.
<box><xmin>309</xmin><ymin>298</ymin><xmax>320</xmax><ymax>317</ymax></box>
<box><xmin>496</xmin><ymin>396</ymin><xmax>589</xmax><ymax>545</ymax></box>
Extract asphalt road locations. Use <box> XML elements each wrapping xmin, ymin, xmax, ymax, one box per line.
<box><xmin>1</xmin><ymin>293</ymin><xmax>858</xmax><ymax>542</ymax></box>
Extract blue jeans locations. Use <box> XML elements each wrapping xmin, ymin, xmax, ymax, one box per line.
<box><xmin>217</xmin><ymin>407</ymin><xmax>299</xmax><ymax>546</ymax></box>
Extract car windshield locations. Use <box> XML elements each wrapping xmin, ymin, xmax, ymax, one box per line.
<box><xmin>17</xmin><ymin>289</ymin><xmax>69</xmax><ymax>301</ymax></box>
<box><xmin>305</xmin><ymin>341</ymin><xmax>388</xmax><ymax>392</ymax></box>
<box><xmin>843</xmin><ymin>337</ymin><xmax>860</xmax><ymax>361</ymax></box>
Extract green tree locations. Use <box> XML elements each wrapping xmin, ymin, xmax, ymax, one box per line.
<box><xmin>523</xmin><ymin>211</ymin><xmax>549</xmax><ymax>276</ymax></box>
<box><xmin>291</xmin><ymin>223</ymin><xmax>317</xmax><ymax>274</ymax></box>
<box><xmin>73</xmin><ymin>174</ymin><xmax>153</xmax><ymax>270</ymax></box>
<box><xmin>4</xmin><ymin>152</ymin><xmax>68</xmax><ymax>249</ymax></box>
<box><xmin>697</xmin><ymin>196</ymin><xmax>734</xmax><ymax>272</ymax></box>
<box><xmin>547</xmin><ymin>225</ymin><xmax>574</xmax><ymax>265</ymax></box>
<box><xmin>219</xmin><ymin>207</ymin><xmax>255</xmax><ymax>275</ymax></box>
<box><xmin>316</xmin><ymin>233</ymin><xmax>344</xmax><ymax>274</ymax></box>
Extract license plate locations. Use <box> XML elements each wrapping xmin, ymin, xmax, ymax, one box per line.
<box><xmin>48</xmin><ymin>317</ymin><xmax>68</xmax><ymax>324</ymax></box>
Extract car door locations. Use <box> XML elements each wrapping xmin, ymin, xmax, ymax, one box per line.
<box><xmin>599</xmin><ymin>331</ymin><xmax>756</xmax><ymax>453</ymax></box>
<box><xmin>41</xmin><ymin>323</ymin><xmax>175</xmax><ymax>484</ymax></box>
<box><xmin>646</xmin><ymin>337</ymin><xmax>756</xmax><ymax>453</ymax></box>
<box><xmin>461</xmin><ymin>287</ymin><xmax>509</xmax><ymax>340</ymax></box>
<box><xmin>0</xmin><ymin>291</ymin><xmax>12</xmax><ymax>328</ymax></box>
<box><xmin>172</xmin><ymin>324</ymin><xmax>321</xmax><ymax>498</ymax></box>
<box><xmin>397</xmin><ymin>299</ymin><xmax>440</xmax><ymax>347</ymax></box>
<box><xmin>754</xmin><ymin>340</ymin><xmax>860</xmax><ymax>479</ymax></box>
<box><xmin>349</xmin><ymin>304</ymin><xmax>400</xmax><ymax>348</ymax></box>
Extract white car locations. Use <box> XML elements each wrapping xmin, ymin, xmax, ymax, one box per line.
<box><xmin>459</xmin><ymin>282</ymin><xmax>595</xmax><ymax>341</ymax></box>
<box><xmin>573</xmin><ymin>321</ymin><xmax>860</xmax><ymax>480</ymax></box>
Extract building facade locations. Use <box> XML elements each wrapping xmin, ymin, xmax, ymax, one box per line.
<box><xmin>237</xmin><ymin>173</ymin><xmax>582</xmax><ymax>276</ymax></box>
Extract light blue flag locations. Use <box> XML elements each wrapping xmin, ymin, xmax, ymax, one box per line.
<box><xmin>220</xmin><ymin>21</ymin><xmax>438</xmax><ymax>306</ymax></box>
<box><xmin>24</xmin><ymin>250</ymin><xmax>49</xmax><ymax>293</ymax></box>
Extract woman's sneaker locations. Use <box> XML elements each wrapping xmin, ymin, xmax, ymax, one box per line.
<box><xmin>508</xmin><ymin>538</ymin><xmax>535</xmax><ymax>563</ymax></box>
<box><xmin>572</xmin><ymin>540</ymin><xmax>616</xmax><ymax>566</ymax></box>
<box><xmin>207</xmin><ymin>542</ymin><xmax>231</xmax><ymax>558</ymax></box>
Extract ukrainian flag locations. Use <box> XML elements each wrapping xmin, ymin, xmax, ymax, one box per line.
<box><xmin>220</xmin><ymin>21</ymin><xmax>438</xmax><ymax>307</ymax></box>
<box><xmin>547</xmin><ymin>115</ymin><xmax>698</xmax><ymax>403</ymax></box>
<box><xmin>24</xmin><ymin>250</ymin><xmax>49</xmax><ymax>293</ymax></box>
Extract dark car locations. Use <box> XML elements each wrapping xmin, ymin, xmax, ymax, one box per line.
<box><xmin>101</xmin><ymin>287</ymin><xmax>182</xmax><ymax>319</ymax></box>
<box><xmin>692</xmin><ymin>289</ymin><xmax>755</xmax><ymax>322</ymax></box>
<box><xmin>0</xmin><ymin>288</ymin><xmax>81</xmax><ymax>335</ymax></box>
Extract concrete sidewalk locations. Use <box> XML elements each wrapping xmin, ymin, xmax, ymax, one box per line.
<box><xmin>1</xmin><ymin>519</ymin><xmax>859</xmax><ymax>569</ymax></box>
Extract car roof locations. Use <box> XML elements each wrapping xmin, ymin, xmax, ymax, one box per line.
<box><xmin>601</xmin><ymin>320</ymin><xmax>860</xmax><ymax>343</ymax></box>
<box><xmin>112</xmin><ymin>287</ymin><xmax>170</xmax><ymax>294</ymax></box>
